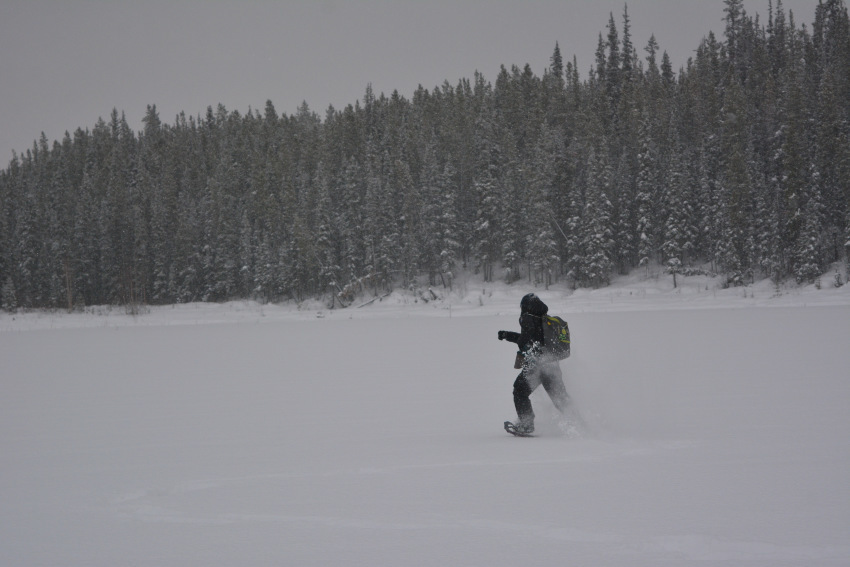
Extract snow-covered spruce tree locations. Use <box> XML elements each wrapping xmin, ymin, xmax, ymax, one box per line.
<box><xmin>418</xmin><ymin>142</ymin><xmax>441</xmax><ymax>286</ymax></box>
<box><xmin>612</xmin><ymin>6</ymin><xmax>642</xmax><ymax>167</ymax></box>
<box><xmin>395</xmin><ymin>159</ymin><xmax>422</xmax><ymax>290</ymax></box>
<box><xmin>45</xmin><ymin>133</ymin><xmax>81</xmax><ymax>311</ymax></box>
<box><xmin>750</xmin><ymin>163</ymin><xmax>776</xmax><ymax>279</ymax></box>
<box><xmin>31</xmin><ymin>137</ymin><xmax>58</xmax><ymax>308</ymax></box>
<box><xmin>564</xmin><ymin>198</ymin><xmax>582</xmax><ymax>286</ymax></box>
<box><xmin>83</xmin><ymin>119</ymin><xmax>113</xmax><ymax>305</ymax></box>
<box><xmin>609</xmin><ymin>16</ymin><xmax>644</xmax><ymax>273</ymax></box>
<box><xmin>661</xmin><ymin>145</ymin><xmax>692</xmax><ymax>286</ymax></box>
<box><xmin>674</xmin><ymin>142</ymin><xmax>704</xmax><ymax>268</ymax></box>
<box><xmin>794</xmin><ymin>177</ymin><xmax>827</xmax><ymax>283</ymax></box>
<box><xmin>283</xmin><ymin>213</ymin><xmax>320</xmax><ymax>303</ymax></box>
<box><xmin>313</xmin><ymin>165</ymin><xmax>342</xmax><ymax>305</ymax></box>
<box><xmin>619</xmin><ymin>5</ymin><xmax>637</xmax><ymax>89</ymax></box>
<box><xmin>253</xmin><ymin>232</ymin><xmax>282</xmax><ymax>303</ymax></box>
<box><xmin>419</xmin><ymin>142</ymin><xmax>459</xmax><ymax>289</ymax></box>
<box><xmin>604</xmin><ymin>12</ymin><xmax>622</xmax><ymax>112</ymax></box>
<box><xmin>687</xmin><ymin>31</ymin><xmax>724</xmax><ymax>264</ymax></box>
<box><xmin>113</xmin><ymin>111</ymin><xmax>143</xmax><ymax>306</ymax></box>
<box><xmin>70</xmin><ymin>152</ymin><xmax>97</xmax><ymax>306</ymax></box>
<box><xmin>643</xmin><ymin>34</ymin><xmax>664</xmax><ymax>122</ymax></box>
<box><xmin>778</xmin><ymin>47</ymin><xmax>812</xmax><ymax>281</ymax></box>
<box><xmin>573</xmin><ymin>146</ymin><xmax>614</xmax><ymax>287</ymax></box>
<box><xmin>363</xmin><ymin>145</ymin><xmax>399</xmax><ymax>293</ymax></box>
<box><xmin>471</xmin><ymin>98</ymin><xmax>504</xmax><ymax>282</ymax></box>
<box><xmin>435</xmin><ymin>161</ymin><xmax>460</xmax><ymax>289</ymax></box>
<box><xmin>635</xmin><ymin>113</ymin><xmax>660</xmax><ymax>274</ymax></box>
<box><xmin>202</xmin><ymin>148</ymin><xmax>243</xmax><ymax>302</ymax></box>
<box><xmin>723</xmin><ymin>0</ymin><xmax>748</xmax><ymax>80</ymax></box>
<box><xmin>437</xmin><ymin>80</ymin><xmax>479</xmax><ymax>270</ymax></box>
<box><xmin>544</xmin><ymin>42</ymin><xmax>567</xmax><ymax>128</ymax></box>
<box><xmin>712</xmin><ymin>186</ymin><xmax>747</xmax><ymax>286</ymax></box>
<box><xmin>136</xmin><ymin>106</ymin><xmax>165</xmax><ymax>297</ymax></box>
<box><xmin>500</xmin><ymin>163</ymin><xmax>527</xmax><ymax>284</ymax></box>
<box><xmin>472</xmin><ymin>169</ymin><xmax>500</xmax><ymax>282</ymax></box>
<box><xmin>813</xmin><ymin>68</ymin><xmax>849</xmax><ymax>265</ymax></box>
<box><xmin>526</xmin><ymin>124</ymin><xmax>561</xmax><ymax>288</ymax></box>
<box><xmin>339</xmin><ymin>157</ymin><xmax>366</xmax><ymax>288</ymax></box>
<box><xmin>147</xmin><ymin>134</ymin><xmax>178</xmax><ymax>303</ymax></box>
<box><xmin>612</xmin><ymin>148</ymin><xmax>637</xmax><ymax>274</ymax></box>
<box><xmin>74</xmin><ymin>121</ymin><xmax>110</xmax><ymax>306</ymax></box>
<box><xmin>715</xmin><ymin>80</ymin><xmax>753</xmax><ymax>285</ymax></box>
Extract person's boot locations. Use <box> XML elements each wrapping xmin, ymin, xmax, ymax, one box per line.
<box><xmin>515</xmin><ymin>417</ymin><xmax>535</xmax><ymax>434</ymax></box>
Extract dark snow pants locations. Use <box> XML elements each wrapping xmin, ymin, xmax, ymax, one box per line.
<box><xmin>513</xmin><ymin>361</ymin><xmax>570</xmax><ymax>425</ymax></box>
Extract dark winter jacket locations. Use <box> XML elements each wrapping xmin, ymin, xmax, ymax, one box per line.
<box><xmin>500</xmin><ymin>293</ymin><xmax>548</xmax><ymax>355</ymax></box>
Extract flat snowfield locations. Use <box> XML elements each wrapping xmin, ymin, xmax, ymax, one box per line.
<box><xmin>2</xmin><ymin>288</ymin><xmax>850</xmax><ymax>566</ymax></box>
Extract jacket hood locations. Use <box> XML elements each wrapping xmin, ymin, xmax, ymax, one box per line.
<box><xmin>520</xmin><ymin>293</ymin><xmax>548</xmax><ymax>316</ymax></box>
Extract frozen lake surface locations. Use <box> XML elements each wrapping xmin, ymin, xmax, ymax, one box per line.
<box><xmin>2</xmin><ymin>276</ymin><xmax>849</xmax><ymax>565</ymax></box>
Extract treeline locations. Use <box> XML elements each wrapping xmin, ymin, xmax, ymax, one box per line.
<box><xmin>1</xmin><ymin>0</ymin><xmax>849</xmax><ymax>311</ymax></box>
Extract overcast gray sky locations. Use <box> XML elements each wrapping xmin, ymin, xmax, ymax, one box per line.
<box><xmin>0</xmin><ymin>0</ymin><xmax>822</xmax><ymax>163</ymax></box>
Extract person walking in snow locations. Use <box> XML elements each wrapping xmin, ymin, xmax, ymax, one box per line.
<box><xmin>498</xmin><ymin>293</ymin><xmax>571</xmax><ymax>434</ymax></box>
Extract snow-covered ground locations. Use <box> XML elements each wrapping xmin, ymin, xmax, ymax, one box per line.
<box><xmin>2</xmin><ymin>272</ymin><xmax>849</xmax><ymax>566</ymax></box>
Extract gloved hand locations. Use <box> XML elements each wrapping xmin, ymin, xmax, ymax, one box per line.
<box><xmin>498</xmin><ymin>330</ymin><xmax>507</xmax><ymax>340</ymax></box>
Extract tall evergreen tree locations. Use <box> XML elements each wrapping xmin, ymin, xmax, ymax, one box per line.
<box><xmin>635</xmin><ymin>113</ymin><xmax>660</xmax><ymax>272</ymax></box>
<box><xmin>576</xmin><ymin>146</ymin><xmax>615</xmax><ymax>287</ymax></box>
<box><xmin>526</xmin><ymin>124</ymin><xmax>561</xmax><ymax>288</ymax></box>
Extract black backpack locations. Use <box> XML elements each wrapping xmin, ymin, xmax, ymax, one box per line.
<box><xmin>541</xmin><ymin>315</ymin><xmax>571</xmax><ymax>360</ymax></box>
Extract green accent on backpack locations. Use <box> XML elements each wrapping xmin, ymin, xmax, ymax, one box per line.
<box><xmin>541</xmin><ymin>315</ymin><xmax>571</xmax><ymax>360</ymax></box>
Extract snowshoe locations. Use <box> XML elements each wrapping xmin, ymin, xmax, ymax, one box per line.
<box><xmin>504</xmin><ymin>420</ymin><xmax>535</xmax><ymax>437</ymax></box>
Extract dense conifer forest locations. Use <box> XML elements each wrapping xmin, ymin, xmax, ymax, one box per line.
<box><xmin>1</xmin><ymin>0</ymin><xmax>849</xmax><ymax>311</ymax></box>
